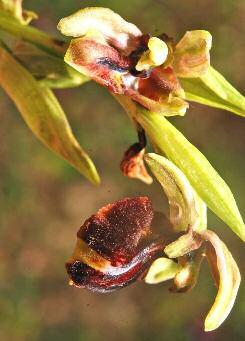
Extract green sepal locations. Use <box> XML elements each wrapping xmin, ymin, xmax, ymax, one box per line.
<box><xmin>174</xmin><ymin>30</ymin><xmax>212</xmax><ymax>78</ymax></box>
<box><xmin>0</xmin><ymin>45</ymin><xmax>100</xmax><ymax>185</ymax></box>
<box><xmin>202</xmin><ymin>230</ymin><xmax>241</xmax><ymax>331</ymax></box>
<box><xmin>145</xmin><ymin>153</ymin><xmax>207</xmax><ymax>232</ymax></box>
<box><xmin>180</xmin><ymin>66</ymin><xmax>245</xmax><ymax>117</ymax></box>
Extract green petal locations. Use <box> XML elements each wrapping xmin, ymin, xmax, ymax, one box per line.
<box><xmin>144</xmin><ymin>258</ymin><xmax>180</xmax><ymax>284</ymax></box>
<box><xmin>202</xmin><ymin>230</ymin><xmax>241</xmax><ymax>331</ymax></box>
<box><xmin>174</xmin><ymin>30</ymin><xmax>212</xmax><ymax>78</ymax></box>
<box><xmin>115</xmin><ymin>95</ymin><xmax>245</xmax><ymax>241</ymax></box>
<box><xmin>145</xmin><ymin>153</ymin><xmax>207</xmax><ymax>232</ymax></box>
<box><xmin>0</xmin><ymin>45</ymin><xmax>100</xmax><ymax>185</ymax></box>
<box><xmin>180</xmin><ymin>66</ymin><xmax>245</xmax><ymax>117</ymax></box>
<box><xmin>164</xmin><ymin>228</ymin><xmax>203</xmax><ymax>258</ymax></box>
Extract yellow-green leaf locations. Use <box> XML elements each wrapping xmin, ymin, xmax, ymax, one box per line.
<box><xmin>145</xmin><ymin>153</ymin><xmax>207</xmax><ymax>232</ymax></box>
<box><xmin>0</xmin><ymin>10</ymin><xmax>64</xmax><ymax>56</ymax></box>
<box><xmin>145</xmin><ymin>258</ymin><xmax>180</xmax><ymax>284</ymax></box>
<box><xmin>180</xmin><ymin>66</ymin><xmax>245</xmax><ymax>117</ymax></box>
<box><xmin>202</xmin><ymin>230</ymin><xmax>241</xmax><ymax>331</ymax></box>
<box><xmin>11</xmin><ymin>40</ymin><xmax>89</xmax><ymax>89</ymax></box>
<box><xmin>0</xmin><ymin>45</ymin><xmax>100</xmax><ymax>184</ymax></box>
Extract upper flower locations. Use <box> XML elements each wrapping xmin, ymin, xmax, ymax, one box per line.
<box><xmin>58</xmin><ymin>7</ymin><xmax>212</xmax><ymax>116</ymax></box>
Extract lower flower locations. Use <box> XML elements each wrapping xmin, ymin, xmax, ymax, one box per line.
<box><xmin>66</xmin><ymin>153</ymin><xmax>241</xmax><ymax>332</ymax></box>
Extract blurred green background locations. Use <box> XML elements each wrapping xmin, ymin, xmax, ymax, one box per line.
<box><xmin>0</xmin><ymin>1</ymin><xmax>244</xmax><ymax>340</ymax></box>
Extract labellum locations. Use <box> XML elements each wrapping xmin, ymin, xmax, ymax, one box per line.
<box><xmin>66</xmin><ymin>197</ymin><xmax>164</xmax><ymax>292</ymax></box>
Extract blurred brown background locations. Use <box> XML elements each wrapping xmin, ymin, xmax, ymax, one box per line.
<box><xmin>0</xmin><ymin>1</ymin><xmax>244</xmax><ymax>340</ymax></box>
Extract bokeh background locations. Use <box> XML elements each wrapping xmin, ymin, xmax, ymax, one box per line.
<box><xmin>0</xmin><ymin>1</ymin><xmax>244</xmax><ymax>340</ymax></box>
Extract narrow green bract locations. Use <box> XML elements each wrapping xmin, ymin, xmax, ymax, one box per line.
<box><xmin>132</xmin><ymin>105</ymin><xmax>245</xmax><ymax>241</ymax></box>
<box><xmin>145</xmin><ymin>153</ymin><xmax>207</xmax><ymax>232</ymax></box>
<box><xmin>0</xmin><ymin>45</ymin><xmax>100</xmax><ymax>185</ymax></box>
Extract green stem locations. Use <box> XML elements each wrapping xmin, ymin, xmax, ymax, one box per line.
<box><xmin>0</xmin><ymin>10</ymin><xmax>65</xmax><ymax>56</ymax></box>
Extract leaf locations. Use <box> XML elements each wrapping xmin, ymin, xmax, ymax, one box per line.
<box><xmin>0</xmin><ymin>10</ymin><xmax>65</xmax><ymax>57</ymax></box>
<box><xmin>145</xmin><ymin>258</ymin><xmax>180</xmax><ymax>284</ymax></box>
<box><xmin>115</xmin><ymin>95</ymin><xmax>245</xmax><ymax>241</ymax></box>
<box><xmin>174</xmin><ymin>30</ymin><xmax>212</xmax><ymax>78</ymax></box>
<box><xmin>0</xmin><ymin>44</ymin><xmax>100</xmax><ymax>185</ymax></box>
<box><xmin>145</xmin><ymin>153</ymin><xmax>207</xmax><ymax>232</ymax></box>
<box><xmin>12</xmin><ymin>40</ymin><xmax>89</xmax><ymax>88</ymax></box>
<box><xmin>202</xmin><ymin>230</ymin><xmax>241</xmax><ymax>331</ymax></box>
<box><xmin>180</xmin><ymin>66</ymin><xmax>245</xmax><ymax>117</ymax></box>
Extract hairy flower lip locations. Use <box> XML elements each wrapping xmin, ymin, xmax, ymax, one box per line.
<box><xmin>66</xmin><ymin>196</ymin><xmax>166</xmax><ymax>292</ymax></box>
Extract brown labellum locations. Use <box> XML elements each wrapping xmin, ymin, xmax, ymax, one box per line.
<box><xmin>120</xmin><ymin>144</ymin><xmax>153</xmax><ymax>184</ymax></box>
<box><xmin>66</xmin><ymin>197</ymin><xmax>164</xmax><ymax>292</ymax></box>
<box><xmin>120</xmin><ymin>129</ymin><xmax>152</xmax><ymax>184</ymax></box>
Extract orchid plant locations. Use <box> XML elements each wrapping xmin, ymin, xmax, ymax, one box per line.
<box><xmin>0</xmin><ymin>2</ymin><xmax>244</xmax><ymax>333</ymax></box>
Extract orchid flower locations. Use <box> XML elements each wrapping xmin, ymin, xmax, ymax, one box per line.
<box><xmin>58</xmin><ymin>7</ymin><xmax>212</xmax><ymax>118</ymax></box>
<box><xmin>66</xmin><ymin>153</ymin><xmax>241</xmax><ymax>332</ymax></box>
<box><xmin>57</xmin><ymin>10</ymin><xmax>243</xmax><ymax>331</ymax></box>
<box><xmin>57</xmin><ymin>7</ymin><xmax>212</xmax><ymax>183</ymax></box>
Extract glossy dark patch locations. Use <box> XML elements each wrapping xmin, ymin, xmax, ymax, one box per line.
<box><xmin>66</xmin><ymin>241</ymin><xmax>163</xmax><ymax>292</ymax></box>
<box><xmin>97</xmin><ymin>58</ymin><xmax>129</xmax><ymax>72</ymax></box>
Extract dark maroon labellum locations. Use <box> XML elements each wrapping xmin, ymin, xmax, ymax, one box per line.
<box><xmin>66</xmin><ymin>197</ymin><xmax>164</xmax><ymax>292</ymax></box>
